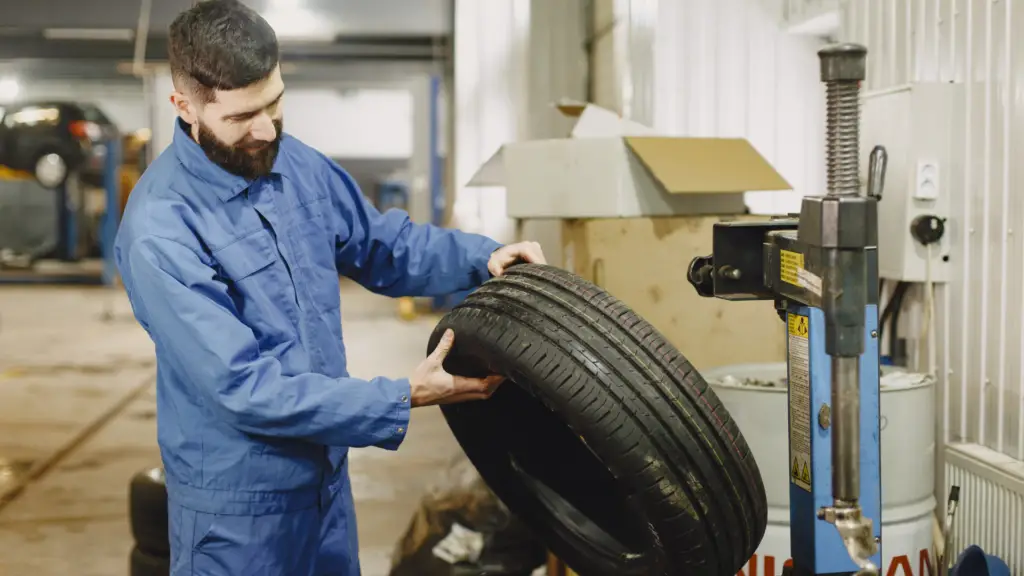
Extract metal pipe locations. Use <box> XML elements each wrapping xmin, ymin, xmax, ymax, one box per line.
<box><xmin>832</xmin><ymin>355</ymin><xmax>860</xmax><ymax>501</ymax></box>
<box><xmin>132</xmin><ymin>0</ymin><xmax>152</xmax><ymax>78</ymax></box>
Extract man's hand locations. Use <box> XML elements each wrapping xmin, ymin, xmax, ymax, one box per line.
<box><xmin>410</xmin><ymin>329</ymin><xmax>504</xmax><ymax>407</ymax></box>
<box><xmin>488</xmin><ymin>241</ymin><xmax>546</xmax><ymax>277</ymax></box>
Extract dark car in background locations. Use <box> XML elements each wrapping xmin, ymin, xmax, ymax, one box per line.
<box><xmin>0</xmin><ymin>101</ymin><xmax>120</xmax><ymax>189</ymax></box>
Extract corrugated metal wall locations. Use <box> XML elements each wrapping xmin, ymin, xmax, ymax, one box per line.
<box><xmin>841</xmin><ymin>0</ymin><xmax>1024</xmax><ymax>460</ymax></box>
<box><xmin>643</xmin><ymin>0</ymin><xmax>828</xmax><ymax>214</ymax></box>
<box><xmin>946</xmin><ymin>442</ymin><xmax>1024</xmax><ymax>573</ymax></box>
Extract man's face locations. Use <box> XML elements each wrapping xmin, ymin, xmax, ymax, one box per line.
<box><xmin>173</xmin><ymin>66</ymin><xmax>285</xmax><ymax>180</ymax></box>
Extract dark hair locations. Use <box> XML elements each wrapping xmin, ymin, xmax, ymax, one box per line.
<box><xmin>168</xmin><ymin>0</ymin><xmax>280</xmax><ymax>104</ymax></box>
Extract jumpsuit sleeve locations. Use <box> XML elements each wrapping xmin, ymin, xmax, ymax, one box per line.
<box><xmin>124</xmin><ymin>234</ymin><xmax>411</xmax><ymax>450</ymax></box>
<box><xmin>324</xmin><ymin>157</ymin><xmax>504</xmax><ymax>297</ymax></box>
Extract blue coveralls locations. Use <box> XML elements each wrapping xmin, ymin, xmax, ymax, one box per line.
<box><xmin>115</xmin><ymin>119</ymin><xmax>501</xmax><ymax>575</ymax></box>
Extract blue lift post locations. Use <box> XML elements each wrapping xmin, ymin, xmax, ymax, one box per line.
<box><xmin>100</xmin><ymin>136</ymin><xmax>123</xmax><ymax>286</ymax></box>
<box><xmin>687</xmin><ymin>44</ymin><xmax>886</xmax><ymax>575</ymax></box>
<box><xmin>428</xmin><ymin>73</ymin><xmax>474</xmax><ymax>312</ymax></box>
<box><xmin>0</xmin><ymin>137</ymin><xmax>122</xmax><ymax>286</ymax></box>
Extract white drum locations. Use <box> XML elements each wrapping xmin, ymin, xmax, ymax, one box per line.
<box><xmin>705</xmin><ymin>363</ymin><xmax>937</xmax><ymax>576</ymax></box>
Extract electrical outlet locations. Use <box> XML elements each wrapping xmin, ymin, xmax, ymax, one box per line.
<box><xmin>915</xmin><ymin>159</ymin><xmax>940</xmax><ymax>200</ymax></box>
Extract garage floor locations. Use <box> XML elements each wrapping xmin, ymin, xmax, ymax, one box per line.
<box><xmin>0</xmin><ymin>280</ymin><xmax>464</xmax><ymax>576</ymax></box>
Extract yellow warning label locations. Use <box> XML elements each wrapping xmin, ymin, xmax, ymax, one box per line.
<box><xmin>792</xmin><ymin>458</ymin><xmax>800</xmax><ymax>479</ymax></box>
<box><xmin>780</xmin><ymin>249</ymin><xmax>804</xmax><ymax>286</ymax></box>
<box><xmin>801</xmin><ymin>463</ymin><xmax>812</xmax><ymax>484</ymax></box>
<box><xmin>787</xmin><ymin>314</ymin><xmax>809</xmax><ymax>337</ymax></box>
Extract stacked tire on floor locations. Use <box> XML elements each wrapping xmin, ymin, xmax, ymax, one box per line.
<box><xmin>129</xmin><ymin>467</ymin><xmax>171</xmax><ymax>576</ymax></box>
<box><xmin>429</xmin><ymin>264</ymin><xmax>768</xmax><ymax>576</ymax></box>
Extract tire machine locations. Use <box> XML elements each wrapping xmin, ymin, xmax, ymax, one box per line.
<box><xmin>687</xmin><ymin>44</ymin><xmax>888</xmax><ymax>576</ymax></box>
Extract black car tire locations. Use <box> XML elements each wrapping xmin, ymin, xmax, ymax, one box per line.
<box><xmin>130</xmin><ymin>546</ymin><xmax>170</xmax><ymax>576</ymax></box>
<box><xmin>428</xmin><ymin>264</ymin><xmax>767</xmax><ymax>576</ymax></box>
<box><xmin>129</xmin><ymin>467</ymin><xmax>170</xmax><ymax>556</ymax></box>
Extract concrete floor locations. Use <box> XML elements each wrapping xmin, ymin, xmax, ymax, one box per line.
<box><xmin>0</xmin><ymin>280</ymin><xmax>465</xmax><ymax>576</ymax></box>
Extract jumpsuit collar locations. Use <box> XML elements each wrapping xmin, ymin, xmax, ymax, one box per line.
<box><xmin>172</xmin><ymin>117</ymin><xmax>287</xmax><ymax>202</ymax></box>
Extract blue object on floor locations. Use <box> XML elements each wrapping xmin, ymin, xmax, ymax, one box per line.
<box><xmin>950</xmin><ymin>545</ymin><xmax>1010</xmax><ymax>576</ymax></box>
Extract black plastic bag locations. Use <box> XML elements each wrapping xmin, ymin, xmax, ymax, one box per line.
<box><xmin>388</xmin><ymin>454</ymin><xmax>546</xmax><ymax>576</ymax></box>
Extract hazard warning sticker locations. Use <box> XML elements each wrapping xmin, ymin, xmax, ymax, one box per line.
<box><xmin>780</xmin><ymin>250</ymin><xmax>803</xmax><ymax>287</ymax></box>
<box><xmin>788</xmin><ymin>313</ymin><xmax>812</xmax><ymax>492</ymax></box>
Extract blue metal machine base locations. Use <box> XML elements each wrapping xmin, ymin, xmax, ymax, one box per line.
<box><xmin>786</xmin><ymin>304</ymin><xmax>882</xmax><ymax>575</ymax></box>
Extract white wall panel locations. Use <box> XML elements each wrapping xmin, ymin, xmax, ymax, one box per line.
<box><xmin>283</xmin><ymin>88</ymin><xmax>413</xmax><ymax>159</ymax></box>
<box><xmin>643</xmin><ymin>0</ymin><xmax>827</xmax><ymax>214</ymax></box>
<box><xmin>842</xmin><ymin>0</ymin><xmax>1024</xmax><ymax>461</ymax></box>
<box><xmin>11</xmin><ymin>78</ymin><xmax>414</xmax><ymax>160</ymax></box>
<box><xmin>452</xmin><ymin>0</ymin><xmax>526</xmax><ymax>244</ymax></box>
<box><xmin>452</xmin><ymin>0</ymin><xmax>586</xmax><ymax>254</ymax></box>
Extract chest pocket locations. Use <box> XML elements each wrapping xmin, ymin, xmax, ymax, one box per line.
<box><xmin>211</xmin><ymin>229</ymin><xmax>297</xmax><ymax>353</ymax></box>
<box><xmin>213</xmin><ymin>229</ymin><xmax>278</xmax><ymax>283</ymax></box>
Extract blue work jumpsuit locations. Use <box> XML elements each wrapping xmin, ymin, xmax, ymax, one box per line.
<box><xmin>115</xmin><ymin>119</ymin><xmax>501</xmax><ymax>575</ymax></box>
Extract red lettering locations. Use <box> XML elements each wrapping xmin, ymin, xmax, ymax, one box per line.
<box><xmin>739</xmin><ymin>551</ymin><xmax>930</xmax><ymax>576</ymax></box>
<box><xmin>736</xmin><ymin>555</ymin><xmax>793</xmax><ymax>576</ymax></box>
<box><xmin>738</xmin><ymin>554</ymin><xmax>757</xmax><ymax>576</ymax></box>
<box><xmin>887</xmin><ymin>554</ymin><xmax>911</xmax><ymax>576</ymax></box>
<box><xmin>919</xmin><ymin>549</ymin><xmax>933</xmax><ymax>576</ymax></box>
<box><xmin>888</xmin><ymin>551</ymin><xmax>933</xmax><ymax>576</ymax></box>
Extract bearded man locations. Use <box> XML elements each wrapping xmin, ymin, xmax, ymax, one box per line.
<box><xmin>114</xmin><ymin>1</ymin><xmax>545</xmax><ymax>574</ymax></box>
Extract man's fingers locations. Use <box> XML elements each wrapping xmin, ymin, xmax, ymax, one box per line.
<box><xmin>430</xmin><ymin>329</ymin><xmax>455</xmax><ymax>361</ymax></box>
<box><xmin>438</xmin><ymin>391</ymin><xmax>491</xmax><ymax>404</ymax></box>
<box><xmin>454</xmin><ymin>373</ymin><xmax>505</xmax><ymax>394</ymax></box>
<box><xmin>489</xmin><ymin>242</ymin><xmax>547</xmax><ymax>276</ymax></box>
<box><xmin>525</xmin><ymin>242</ymin><xmax>546</xmax><ymax>264</ymax></box>
<box><xmin>442</xmin><ymin>376</ymin><xmax>504</xmax><ymax>404</ymax></box>
<box><xmin>475</xmin><ymin>374</ymin><xmax>505</xmax><ymax>396</ymax></box>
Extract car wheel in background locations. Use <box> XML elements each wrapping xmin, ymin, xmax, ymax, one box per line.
<box><xmin>33</xmin><ymin>150</ymin><xmax>68</xmax><ymax>189</ymax></box>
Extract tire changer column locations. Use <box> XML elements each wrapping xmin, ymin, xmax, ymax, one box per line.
<box><xmin>686</xmin><ymin>43</ymin><xmax>886</xmax><ymax>576</ymax></box>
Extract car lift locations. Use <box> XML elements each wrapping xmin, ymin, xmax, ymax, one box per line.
<box><xmin>0</xmin><ymin>137</ymin><xmax>122</xmax><ymax>286</ymax></box>
<box><xmin>688</xmin><ymin>44</ymin><xmax>885</xmax><ymax>575</ymax></box>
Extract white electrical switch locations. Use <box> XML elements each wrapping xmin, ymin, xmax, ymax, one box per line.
<box><xmin>915</xmin><ymin>159</ymin><xmax>940</xmax><ymax>200</ymax></box>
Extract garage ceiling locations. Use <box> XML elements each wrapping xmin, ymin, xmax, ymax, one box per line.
<box><xmin>0</xmin><ymin>0</ymin><xmax>452</xmax><ymax>63</ymax></box>
<box><xmin>0</xmin><ymin>0</ymin><xmax>451</xmax><ymax>36</ymax></box>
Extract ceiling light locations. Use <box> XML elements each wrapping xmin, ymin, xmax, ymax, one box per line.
<box><xmin>43</xmin><ymin>28</ymin><xmax>135</xmax><ymax>41</ymax></box>
<box><xmin>0</xmin><ymin>77</ymin><xmax>20</xmax><ymax>103</ymax></box>
<box><xmin>262</xmin><ymin>8</ymin><xmax>335</xmax><ymax>41</ymax></box>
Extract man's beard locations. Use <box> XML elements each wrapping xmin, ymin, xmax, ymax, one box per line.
<box><xmin>197</xmin><ymin>118</ymin><xmax>283</xmax><ymax>180</ymax></box>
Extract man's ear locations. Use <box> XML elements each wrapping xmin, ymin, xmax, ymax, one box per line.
<box><xmin>169</xmin><ymin>91</ymin><xmax>198</xmax><ymax>125</ymax></box>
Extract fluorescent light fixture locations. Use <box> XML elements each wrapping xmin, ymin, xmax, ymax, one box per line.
<box><xmin>0</xmin><ymin>77</ymin><xmax>19</xmax><ymax>103</ymax></box>
<box><xmin>262</xmin><ymin>8</ymin><xmax>336</xmax><ymax>41</ymax></box>
<box><xmin>43</xmin><ymin>28</ymin><xmax>135</xmax><ymax>41</ymax></box>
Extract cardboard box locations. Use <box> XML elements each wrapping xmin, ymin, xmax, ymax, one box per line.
<box><xmin>467</xmin><ymin>101</ymin><xmax>793</xmax><ymax>219</ymax></box>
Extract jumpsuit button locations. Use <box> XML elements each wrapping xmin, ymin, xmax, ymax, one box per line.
<box><xmin>401</xmin><ymin>395</ymin><xmax>408</xmax><ymax>403</ymax></box>
<box><xmin>398</xmin><ymin>427</ymin><xmax>405</xmax><ymax>434</ymax></box>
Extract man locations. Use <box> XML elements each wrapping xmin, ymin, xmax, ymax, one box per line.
<box><xmin>115</xmin><ymin>1</ymin><xmax>545</xmax><ymax>574</ymax></box>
